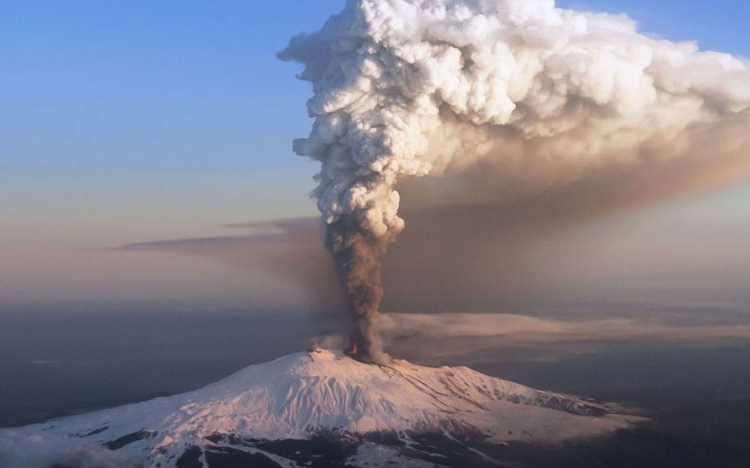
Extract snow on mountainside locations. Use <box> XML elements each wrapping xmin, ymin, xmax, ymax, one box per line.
<box><xmin>0</xmin><ymin>349</ymin><xmax>637</xmax><ymax>468</ymax></box>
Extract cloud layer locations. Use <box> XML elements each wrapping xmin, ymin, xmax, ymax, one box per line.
<box><xmin>379</xmin><ymin>312</ymin><xmax>750</xmax><ymax>365</ymax></box>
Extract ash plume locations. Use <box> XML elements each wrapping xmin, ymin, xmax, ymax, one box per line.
<box><xmin>280</xmin><ymin>0</ymin><xmax>750</xmax><ymax>362</ymax></box>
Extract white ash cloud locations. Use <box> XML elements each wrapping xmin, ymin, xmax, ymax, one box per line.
<box><xmin>280</xmin><ymin>0</ymin><xmax>750</xmax><ymax>361</ymax></box>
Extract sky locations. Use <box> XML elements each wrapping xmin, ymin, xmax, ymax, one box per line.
<box><xmin>1</xmin><ymin>0</ymin><xmax>750</xmax><ymax>312</ymax></box>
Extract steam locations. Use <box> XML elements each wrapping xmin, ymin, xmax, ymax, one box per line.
<box><xmin>280</xmin><ymin>0</ymin><xmax>750</xmax><ymax>362</ymax></box>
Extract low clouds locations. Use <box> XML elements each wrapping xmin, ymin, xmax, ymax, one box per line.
<box><xmin>0</xmin><ymin>433</ymin><xmax>136</xmax><ymax>468</ymax></box>
<box><xmin>380</xmin><ymin>312</ymin><xmax>750</xmax><ymax>363</ymax></box>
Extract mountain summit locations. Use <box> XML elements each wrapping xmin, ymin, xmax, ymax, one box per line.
<box><xmin>0</xmin><ymin>349</ymin><xmax>636</xmax><ymax>468</ymax></box>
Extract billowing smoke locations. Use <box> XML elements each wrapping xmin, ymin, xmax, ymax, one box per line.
<box><xmin>280</xmin><ymin>0</ymin><xmax>750</xmax><ymax>362</ymax></box>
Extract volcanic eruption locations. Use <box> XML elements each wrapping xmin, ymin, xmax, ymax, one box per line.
<box><xmin>4</xmin><ymin>2</ymin><xmax>750</xmax><ymax>467</ymax></box>
<box><xmin>280</xmin><ymin>0</ymin><xmax>750</xmax><ymax>363</ymax></box>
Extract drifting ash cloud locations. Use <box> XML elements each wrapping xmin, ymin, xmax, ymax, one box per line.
<box><xmin>280</xmin><ymin>0</ymin><xmax>750</xmax><ymax>361</ymax></box>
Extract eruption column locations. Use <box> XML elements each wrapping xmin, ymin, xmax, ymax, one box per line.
<box><xmin>281</xmin><ymin>0</ymin><xmax>750</xmax><ymax>362</ymax></box>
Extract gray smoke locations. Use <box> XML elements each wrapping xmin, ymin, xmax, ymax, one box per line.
<box><xmin>280</xmin><ymin>0</ymin><xmax>750</xmax><ymax>363</ymax></box>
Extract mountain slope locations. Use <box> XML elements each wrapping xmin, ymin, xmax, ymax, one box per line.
<box><xmin>0</xmin><ymin>349</ymin><xmax>636</xmax><ymax>468</ymax></box>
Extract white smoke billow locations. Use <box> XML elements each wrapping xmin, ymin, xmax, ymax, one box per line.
<box><xmin>280</xmin><ymin>0</ymin><xmax>750</xmax><ymax>362</ymax></box>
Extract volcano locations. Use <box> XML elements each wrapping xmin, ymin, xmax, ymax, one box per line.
<box><xmin>0</xmin><ymin>349</ymin><xmax>637</xmax><ymax>468</ymax></box>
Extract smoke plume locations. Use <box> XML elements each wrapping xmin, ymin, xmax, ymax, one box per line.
<box><xmin>280</xmin><ymin>0</ymin><xmax>750</xmax><ymax>362</ymax></box>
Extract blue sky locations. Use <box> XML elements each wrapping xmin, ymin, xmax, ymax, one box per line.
<box><xmin>1</xmin><ymin>1</ymin><xmax>341</xmax><ymax>175</ymax></box>
<box><xmin>1</xmin><ymin>1</ymin><xmax>749</xmax><ymax>308</ymax></box>
<box><xmin>1</xmin><ymin>1</ymin><xmax>348</xmax><ymax>254</ymax></box>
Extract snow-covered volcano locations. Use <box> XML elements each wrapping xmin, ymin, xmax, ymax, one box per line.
<box><xmin>0</xmin><ymin>349</ymin><xmax>637</xmax><ymax>468</ymax></box>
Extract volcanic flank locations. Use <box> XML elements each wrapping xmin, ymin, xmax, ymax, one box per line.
<box><xmin>0</xmin><ymin>349</ymin><xmax>636</xmax><ymax>468</ymax></box>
